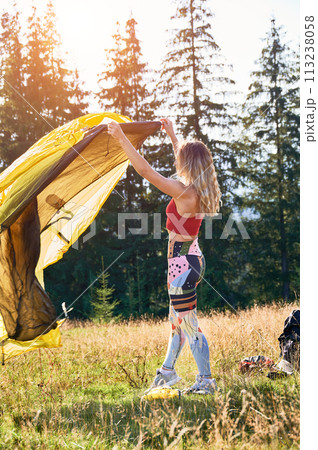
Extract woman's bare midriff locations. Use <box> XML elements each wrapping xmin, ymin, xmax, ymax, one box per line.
<box><xmin>168</xmin><ymin>231</ymin><xmax>198</xmax><ymax>242</ymax></box>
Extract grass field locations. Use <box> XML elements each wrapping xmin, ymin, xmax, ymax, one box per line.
<box><xmin>0</xmin><ymin>304</ymin><xmax>300</xmax><ymax>449</ymax></box>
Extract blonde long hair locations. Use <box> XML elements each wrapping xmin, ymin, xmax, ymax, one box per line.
<box><xmin>175</xmin><ymin>140</ymin><xmax>222</xmax><ymax>214</ymax></box>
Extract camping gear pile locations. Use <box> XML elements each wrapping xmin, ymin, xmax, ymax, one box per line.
<box><xmin>238</xmin><ymin>309</ymin><xmax>300</xmax><ymax>378</ymax></box>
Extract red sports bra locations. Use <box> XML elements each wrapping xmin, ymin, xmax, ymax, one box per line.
<box><xmin>166</xmin><ymin>198</ymin><xmax>203</xmax><ymax>236</ymax></box>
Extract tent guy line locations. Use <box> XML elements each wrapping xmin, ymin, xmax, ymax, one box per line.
<box><xmin>0</xmin><ymin>75</ymin><xmax>124</xmax><ymax>200</ymax></box>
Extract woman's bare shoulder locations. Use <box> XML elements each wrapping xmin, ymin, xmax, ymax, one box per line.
<box><xmin>174</xmin><ymin>184</ymin><xmax>198</xmax><ymax>200</ymax></box>
<box><xmin>174</xmin><ymin>186</ymin><xmax>200</xmax><ymax>215</ymax></box>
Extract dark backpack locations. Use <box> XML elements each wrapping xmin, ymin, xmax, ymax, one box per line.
<box><xmin>278</xmin><ymin>309</ymin><xmax>300</xmax><ymax>370</ymax></box>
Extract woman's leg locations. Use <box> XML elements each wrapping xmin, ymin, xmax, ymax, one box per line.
<box><xmin>161</xmin><ymin>307</ymin><xmax>212</xmax><ymax>378</ymax></box>
<box><xmin>162</xmin><ymin>304</ymin><xmax>186</xmax><ymax>370</ymax></box>
<box><xmin>168</xmin><ymin>244</ymin><xmax>212</xmax><ymax>377</ymax></box>
<box><xmin>179</xmin><ymin>308</ymin><xmax>211</xmax><ymax>377</ymax></box>
<box><xmin>163</xmin><ymin>305</ymin><xmax>212</xmax><ymax>376</ymax></box>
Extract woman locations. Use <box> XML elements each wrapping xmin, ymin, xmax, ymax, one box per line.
<box><xmin>107</xmin><ymin>118</ymin><xmax>221</xmax><ymax>393</ymax></box>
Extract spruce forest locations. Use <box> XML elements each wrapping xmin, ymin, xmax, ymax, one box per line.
<box><xmin>0</xmin><ymin>1</ymin><xmax>299</xmax><ymax>321</ymax></box>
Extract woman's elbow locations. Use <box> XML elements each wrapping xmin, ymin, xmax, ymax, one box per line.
<box><xmin>137</xmin><ymin>165</ymin><xmax>150</xmax><ymax>179</ymax></box>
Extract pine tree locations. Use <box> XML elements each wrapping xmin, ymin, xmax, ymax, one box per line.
<box><xmin>98</xmin><ymin>17</ymin><xmax>154</xmax><ymax>121</ymax></box>
<box><xmin>158</xmin><ymin>0</ymin><xmax>236</xmax><ymax>146</ymax></box>
<box><xmin>98</xmin><ymin>16</ymin><xmax>157</xmax><ymax>209</ymax></box>
<box><xmin>0</xmin><ymin>2</ymin><xmax>88</xmax><ymax>167</ymax></box>
<box><xmin>24</xmin><ymin>4</ymin><xmax>67</xmax><ymax>142</ymax></box>
<box><xmin>23</xmin><ymin>2</ymin><xmax>87</xmax><ymax>144</ymax></box>
<box><xmin>91</xmin><ymin>258</ymin><xmax>118</xmax><ymax>322</ymax></box>
<box><xmin>241</xmin><ymin>19</ymin><xmax>299</xmax><ymax>302</ymax></box>
<box><xmin>95</xmin><ymin>16</ymin><xmax>164</xmax><ymax>317</ymax></box>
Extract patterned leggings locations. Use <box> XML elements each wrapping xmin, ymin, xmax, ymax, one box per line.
<box><xmin>162</xmin><ymin>238</ymin><xmax>211</xmax><ymax>377</ymax></box>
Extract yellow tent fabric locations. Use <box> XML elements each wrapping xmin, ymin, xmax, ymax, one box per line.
<box><xmin>0</xmin><ymin>112</ymin><xmax>161</xmax><ymax>362</ymax></box>
<box><xmin>0</xmin><ymin>319</ymin><xmax>64</xmax><ymax>364</ymax></box>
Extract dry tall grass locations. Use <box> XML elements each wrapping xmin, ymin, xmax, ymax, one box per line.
<box><xmin>0</xmin><ymin>303</ymin><xmax>299</xmax><ymax>449</ymax></box>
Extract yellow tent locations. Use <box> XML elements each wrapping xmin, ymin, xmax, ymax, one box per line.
<box><xmin>0</xmin><ymin>112</ymin><xmax>161</xmax><ymax>362</ymax></box>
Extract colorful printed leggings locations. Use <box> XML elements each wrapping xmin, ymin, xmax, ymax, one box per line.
<box><xmin>162</xmin><ymin>238</ymin><xmax>211</xmax><ymax>377</ymax></box>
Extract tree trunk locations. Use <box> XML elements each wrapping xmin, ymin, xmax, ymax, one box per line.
<box><xmin>190</xmin><ymin>0</ymin><xmax>201</xmax><ymax>138</ymax></box>
<box><xmin>275</xmin><ymin>92</ymin><xmax>290</xmax><ymax>300</ymax></box>
<box><xmin>271</xmin><ymin>35</ymin><xmax>290</xmax><ymax>301</ymax></box>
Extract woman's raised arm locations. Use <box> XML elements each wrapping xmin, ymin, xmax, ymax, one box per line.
<box><xmin>107</xmin><ymin>121</ymin><xmax>186</xmax><ymax>199</ymax></box>
<box><xmin>160</xmin><ymin>118</ymin><xmax>179</xmax><ymax>157</ymax></box>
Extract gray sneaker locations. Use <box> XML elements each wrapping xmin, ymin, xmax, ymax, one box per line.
<box><xmin>147</xmin><ymin>369</ymin><xmax>181</xmax><ymax>392</ymax></box>
<box><xmin>187</xmin><ymin>375</ymin><xmax>217</xmax><ymax>394</ymax></box>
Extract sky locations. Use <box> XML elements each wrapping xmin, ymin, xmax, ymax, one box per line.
<box><xmin>1</xmin><ymin>0</ymin><xmax>300</xmax><ymax>109</ymax></box>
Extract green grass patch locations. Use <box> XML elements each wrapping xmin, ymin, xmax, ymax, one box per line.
<box><xmin>0</xmin><ymin>306</ymin><xmax>300</xmax><ymax>449</ymax></box>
